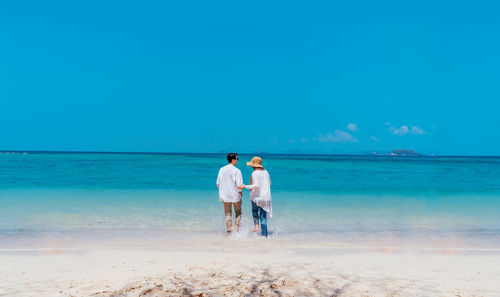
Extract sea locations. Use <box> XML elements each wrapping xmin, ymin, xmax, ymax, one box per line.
<box><xmin>1</xmin><ymin>152</ymin><xmax>500</xmax><ymax>250</ymax></box>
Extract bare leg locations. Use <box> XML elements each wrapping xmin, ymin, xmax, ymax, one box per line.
<box><xmin>234</xmin><ymin>200</ymin><xmax>242</xmax><ymax>232</ymax></box>
<box><xmin>223</xmin><ymin>202</ymin><xmax>233</xmax><ymax>233</ymax></box>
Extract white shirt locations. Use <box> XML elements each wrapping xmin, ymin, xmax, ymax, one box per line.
<box><xmin>216</xmin><ymin>164</ymin><xmax>243</xmax><ymax>203</ymax></box>
<box><xmin>246</xmin><ymin>169</ymin><xmax>272</xmax><ymax>217</ymax></box>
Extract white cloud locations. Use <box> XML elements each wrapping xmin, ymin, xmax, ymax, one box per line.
<box><xmin>318</xmin><ymin>130</ymin><xmax>358</xmax><ymax>143</ymax></box>
<box><xmin>371</xmin><ymin>136</ymin><xmax>381</xmax><ymax>142</ymax></box>
<box><xmin>389</xmin><ymin>125</ymin><xmax>409</xmax><ymax>136</ymax></box>
<box><xmin>411</xmin><ymin>126</ymin><xmax>426</xmax><ymax>135</ymax></box>
<box><xmin>347</xmin><ymin>123</ymin><xmax>358</xmax><ymax>132</ymax></box>
<box><xmin>388</xmin><ymin>123</ymin><xmax>427</xmax><ymax>136</ymax></box>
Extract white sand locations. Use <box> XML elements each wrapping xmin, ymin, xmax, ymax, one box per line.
<box><xmin>1</xmin><ymin>240</ymin><xmax>499</xmax><ymax>297</ymax></box>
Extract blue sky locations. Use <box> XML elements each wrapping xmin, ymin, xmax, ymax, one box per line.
<box><xmin>1</xmin><ymin>1</ymin><xmax>499</xmax><ymax>155</ymax></box>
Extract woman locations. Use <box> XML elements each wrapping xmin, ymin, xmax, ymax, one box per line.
<box><xmin>243</xmin><ymin>156</ymin><xmax>272</xmax><ymax>237</ymax></box>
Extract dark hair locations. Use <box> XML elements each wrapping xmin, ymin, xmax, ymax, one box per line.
<box><xmin>227</xmin><ymin>153</ymin><xmax>238</xmax><ymax>163</ymax></box>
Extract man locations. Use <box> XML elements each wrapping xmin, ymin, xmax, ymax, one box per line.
<box><xmin>216</xmin><ymin>153</ymin><xmax>244</xmax><ymax>234</ymax></box>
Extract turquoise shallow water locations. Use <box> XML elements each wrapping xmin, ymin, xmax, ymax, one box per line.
<box><xmin>1</xmin><ymin>152</ymin><xmax>500</xmax><ymax>248</ymax></box>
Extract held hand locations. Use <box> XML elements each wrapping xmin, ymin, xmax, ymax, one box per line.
<box><xmin>239</xmin><ymin>184</ymin><xmax>246</xmax><ymax>190</ymax></box>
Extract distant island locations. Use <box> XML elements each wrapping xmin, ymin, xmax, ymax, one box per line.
<box><xmin>389</xmin><ymin>149</ymin><xmax>420</xmax><ymax>156</ymax></box>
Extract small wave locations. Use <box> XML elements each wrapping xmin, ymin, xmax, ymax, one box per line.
<box><xmin>0</xmin><ymin>152</ymin><xmax>28</xmax><ymax>155</ymax></box>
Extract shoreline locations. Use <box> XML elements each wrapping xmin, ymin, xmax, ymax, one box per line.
<box><xmin>2</xmin><ymin>229</ymin><xmax>500</xmax><ymax>253</ymax></box>
<box><xmin>3</xmin><ymin>244</ymin><xmax>500</xmax><ymax>255</ymax></box>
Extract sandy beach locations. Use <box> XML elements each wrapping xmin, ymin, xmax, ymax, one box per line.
<box><xmin>2</xmin><ymin>239</ymin><xmax>499</xmax><ymax>297</ymax></box>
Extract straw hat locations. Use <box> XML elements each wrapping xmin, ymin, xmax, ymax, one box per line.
<box><xmin>247</xmin><ymin>156</ymin><xmax>264</xmax><ymax>168</ymax></box>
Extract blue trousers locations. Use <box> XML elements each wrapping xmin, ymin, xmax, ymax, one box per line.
<box><xmin>251</xmin><ymin>201</ymin><xmax>268</xmax><ymax>237</ymax></box>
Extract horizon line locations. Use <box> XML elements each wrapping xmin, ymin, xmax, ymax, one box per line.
<box><xmin>0</xmin><ymin>149</ymin><xmax>499</xmax><ymax>158</ymax></box>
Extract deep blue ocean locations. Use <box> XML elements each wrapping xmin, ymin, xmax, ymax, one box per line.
<box><xmin>1</xmin><ymin>152</ymin><xmax>500</xmax><ymax>249</ymax></box>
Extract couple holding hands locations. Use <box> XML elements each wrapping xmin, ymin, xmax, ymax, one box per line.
<box><xmin>216</xmin><ymin>153</ymin><xmax>272</xmax><ymax>237</ymax></box>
